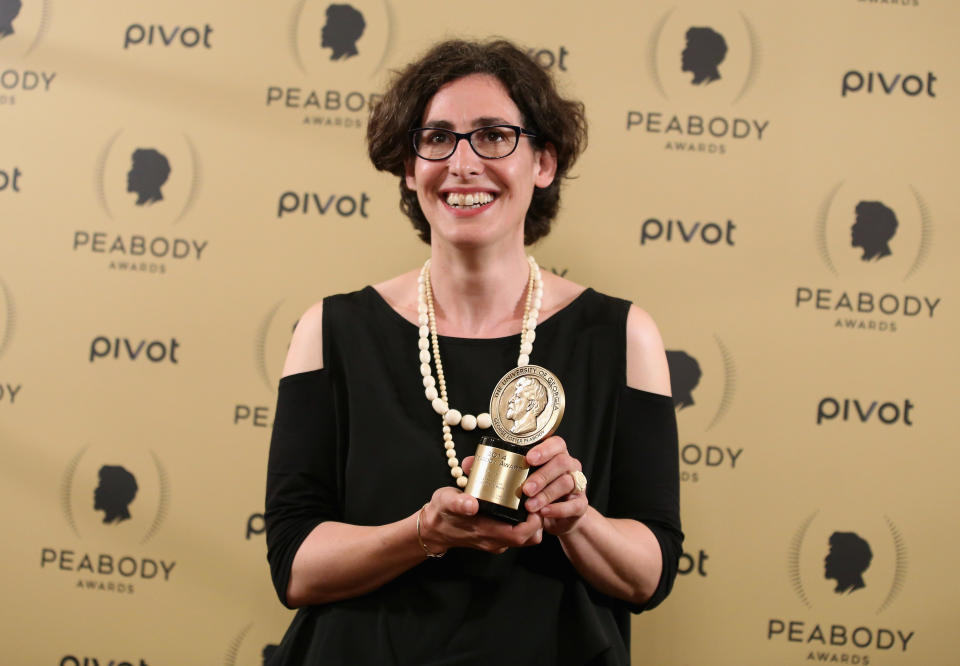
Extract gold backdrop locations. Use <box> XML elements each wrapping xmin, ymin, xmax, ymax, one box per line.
<box><xmin>1</xmin><ymin>0</ymin><xmax>956</xmax><ymax>664</ymax></box>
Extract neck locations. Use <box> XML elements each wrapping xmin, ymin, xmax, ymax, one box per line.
<box><xmin>427</xmin><ymin>242</ymin><xmax>531</xmax><ymax>338</ymax></box>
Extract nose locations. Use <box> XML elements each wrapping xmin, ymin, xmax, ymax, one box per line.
<box><xmin>447</xmin><ymin>135</ymin><xmax>483</xmax><ymax>177</ymax></box>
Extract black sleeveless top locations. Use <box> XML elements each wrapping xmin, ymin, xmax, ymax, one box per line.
<box><xmin>265</xmin><ymin>287</ymin><xmax>682</xmax><ymax>666</ymax></box>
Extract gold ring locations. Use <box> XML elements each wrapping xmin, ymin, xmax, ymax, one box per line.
<box><xmin>569</xmin><ymin>470</ymin><xmax>587</xmax><ymax>495</ymax></box>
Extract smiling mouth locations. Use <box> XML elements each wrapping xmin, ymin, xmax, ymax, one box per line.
<box><xmin>445</xmin><ymin>191</ymin><xmax>496</xmax><ymax>209</ymax></box>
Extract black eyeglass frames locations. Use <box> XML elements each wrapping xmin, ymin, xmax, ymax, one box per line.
<box><xmin>408</xmin><ymin>125</ymin><xmax>538</xmax><ymax>161</ymax></box>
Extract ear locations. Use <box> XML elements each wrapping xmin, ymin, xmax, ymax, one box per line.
<box><xmin>534</xmin><ymin>142</ymin><xmax>558</xmax><ymax>189</ymax></box>
<box><xmin>404</xmin><ymin>158</ymin><xmax>417</xmax><ymax>191</ymax></box>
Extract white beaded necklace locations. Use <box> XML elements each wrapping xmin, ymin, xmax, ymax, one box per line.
<box><xmin>417</xmin><ymin>256</ymin><xmax>543</xmax><ymax>487</ymax></box>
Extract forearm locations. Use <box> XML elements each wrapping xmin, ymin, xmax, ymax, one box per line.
<box><xmin>286</xmin><ymin>513</ymin><xmax>425</xmax><ymax>607</ymax></box>
<box><xmin>558</xmin><ymin>507</ymin><xmax>663</xmax><ymax>605</ymax></box>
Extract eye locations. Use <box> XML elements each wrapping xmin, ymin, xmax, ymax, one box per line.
<box><xmin>425</xmin><ymin>130</ymin><xmax>452</xmax><ymax>144</ymax></box>
<box><xmin>481</xmin><ymin>128</ymin><xmax>509</xmax><ymax>143</ymax></box>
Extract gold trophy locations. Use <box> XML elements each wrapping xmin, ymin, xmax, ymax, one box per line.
<box><xmin>463</xmin><ymin>365</ymin><xmax>565</xmax><ymax>523</ymax></box>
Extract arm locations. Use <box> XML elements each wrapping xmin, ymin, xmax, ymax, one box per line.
<box><xmin>520</xmin><ymin>304</ymin><xmax>680</xmax><ymax>606</ymax></box>
<box><xmin>268</xmin><ymin>301</ymin><xmax>544</xmax><ymax>608</ymax></box>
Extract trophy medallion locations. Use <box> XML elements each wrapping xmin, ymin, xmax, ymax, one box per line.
<box><xmin>463</xmin><ymin>365</ymin><xmax>565</xmax><ymax>523</ymax></box>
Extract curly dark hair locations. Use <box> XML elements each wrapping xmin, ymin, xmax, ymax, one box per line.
<box><xmin>367</xmin><ymin>39</ymin><xmax>587</xmax><ymax>245</ymax></box>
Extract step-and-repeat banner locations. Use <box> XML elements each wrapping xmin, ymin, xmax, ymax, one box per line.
<box><xmin>2</xmin><ymin>0</ymin><xmax>957</xmax><ymax>664</ymax></box>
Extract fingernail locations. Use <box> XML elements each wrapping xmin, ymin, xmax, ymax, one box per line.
<box><xmin>529</xmin><ymin>451</ymin><xmax>541</xmax><ymax>464</ymax></box>
<box><xmin>527</xmin><ymin>499</ymin><xmax>539</xmax><ymax>511</ymax></box>
<box><xmin>524</xmin><ymin>481</ymin><xmax>537</xmax><ymax>494</ymax></box>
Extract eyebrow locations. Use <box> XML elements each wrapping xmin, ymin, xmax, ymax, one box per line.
<box><xmin>420</xmin><ymin>116</ymin><xmax>515</xmax><ymax>129</ymax></box>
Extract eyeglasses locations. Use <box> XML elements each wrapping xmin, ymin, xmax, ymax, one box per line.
<box><xmin>408</xmin><ymin>125</ymin><xmax>538</xmax><ymax>161</ymax></box>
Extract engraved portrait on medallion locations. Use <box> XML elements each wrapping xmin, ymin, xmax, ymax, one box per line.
<box><xmin>505</xmin><ymin>376</ymin><xmax>549</xmax><ymax>435</ymax></box>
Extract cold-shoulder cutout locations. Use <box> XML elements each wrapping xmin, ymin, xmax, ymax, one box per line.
<box><xmin>625</xmin><ymin>304</ymin><xmax>671</xmax><ymax>397</ymax></box>
<box><xmin>281</xmin><ymin>301</ymin><xmax>324</xmax><ymax>377</ymax></box>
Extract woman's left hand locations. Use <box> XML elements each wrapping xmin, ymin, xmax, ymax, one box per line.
<box><xmin>522</xmin><ymin>436</ymin><xmax>588</xmax><ymax>535</ymax></box>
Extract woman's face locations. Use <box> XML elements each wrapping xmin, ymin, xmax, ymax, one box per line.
<box><xmin>405</xmin><ymin>73</ymin><xmax>556</xmax><ymax>249</ymax></box>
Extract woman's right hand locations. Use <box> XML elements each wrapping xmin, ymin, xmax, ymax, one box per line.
<box><xmin>418</xmin><ymin>458</ymin><xmax>543</xmax><ymax>555</ymax></box>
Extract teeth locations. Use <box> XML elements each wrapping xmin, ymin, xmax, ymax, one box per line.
<box><xmin>445</xmin><ymin>192</ymin><xmax>494</xmax><ymax>208</ymax></box>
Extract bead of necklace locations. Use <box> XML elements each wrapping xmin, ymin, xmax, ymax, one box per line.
<box><xmin>417</xmin><ymin>257</ymin><xmax>543</xmax><ymax>487</ymax></box>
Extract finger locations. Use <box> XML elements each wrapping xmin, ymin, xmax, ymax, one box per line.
<box><xmin>475</xmin><ymin>512</ymin><xmax>541</xmax><ymax>547</ymax></box>
<box><xmin>432</xmin><ymin>486</ymin><xmax>478</xmax><ymax>516</ymax></box>
<box><xmin>461</xmin><ymin>455</ymin><xmax>475</xmax><ymax>476</ymax></box>
<box><xmin>526</xmin><ymin>435</ymin><xmax>567</xmax><ymax>466</ymax></box>
<box><xmin>522</xmin><ymin>527</ymin><xmax>544</xmax><ymax>546</ymax></box>
<box><xmin>539</xmin><ymin>493</ymin><xmax>588</xmax><ymax>519</ymax></box>
<box><xmin>522</xmin><ymin>454</ymin><xmax>580</xmax><ymax>503</ymax></box>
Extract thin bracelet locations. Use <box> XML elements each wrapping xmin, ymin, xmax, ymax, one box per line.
<box><xmin>416</xmin><ymin>503</ymin><xmax>445</xmax><ymax>558</ymax></box>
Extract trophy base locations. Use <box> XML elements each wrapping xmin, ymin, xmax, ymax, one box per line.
<box><xmin>463</xmin><ymin>436</ymin><xmax>532</xmax><ymax>524</ymax></box>
<box><xmin>476</xmin><ymin>497</ymin><xmax>527</xmax><ymax>524</ymax></box>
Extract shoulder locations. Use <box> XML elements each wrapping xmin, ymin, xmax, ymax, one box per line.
<box><xmin>625</xmin><ymin>304</ymin><xmax>671</xmax><ymax>396</ymax></box>
<box><xmin>539</xmin><ymin>271</ymin><xmax>587</xmax><ymax>318</ymax></box>
<box><xmin>280</xmin><ymin>271</ymin><xmax>422</xmax><ymax>378</ymax></box>
<box><xmin>371</xmin><ymin>269</ymin><xmax>421</xmax><ymax>323</ymax></box>
<box><xmin>281</xmin><ymin>300</ymin><xmax>325</xmax><ymax>377</ymax></box>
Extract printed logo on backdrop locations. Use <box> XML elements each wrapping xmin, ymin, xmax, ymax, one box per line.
<box><xmin>641</xmin><ymin>215</ymin><xmax>736</xmax><ymax>248</ymax></box>
<box><xmin>224</xmin><ymin>624</ymin><xmax>281</xmax><ymax>666</ymax></box>
<box><xmin>856</xmin><ymin>0</ymin><xmax>919</xmax><ymax>7</ymax></box>
<box><xmin>677</xmin><ymin>546</ymin><xmax>709</xmax><ymax>578</ymax></box>
<box><xmin>795</xmin><ymin>179</ymin><xmax>940</xmax><ymax>333</ymax></box>
<box><xmin>60</xmin><ymin>657</ymin><xmax>148</xmax><ymax>666</ymax></box>
<box><xmin>665</xmin><ymin>335</ymin><xmax>742</xmax><ymax>483</ymax></box>
<box><xmin>842</xmin><ymin>69</ymin><xmax>935</xmax><ymax>99</ymax></box>
<box><xmin>233</xmin><ymin>299</ymin><xmax>304</xmax><ymax>431</ymax></box>
<box><xmin>123</xmin><ymin>21</ymin><xmax>214</xmax><ymax>50</ymax></box>
<box><xmin>0</xmin><ymin>0</ymin><xmax>53</xmax><ymax>106</ymax></box>
<box><xmin>817</xmin><ymin>396</ymin><xmax>915</xmax><ymax>427</ymax></box>
<box><xmin>627</xmin><ymin>6</ymin><xmax>769</xmax><ymax>155</ymax></box>
<box><xmin>266</xmin><ymin>0</ymin><xmax>392</xmax><ymax>129</ymax></box>
<box><xmin>73</xmin><ymin>129</ymin><xmax>207</xmax><ymax>276</ymax></box>
<box><xmin>0</xmin><ymin>277</ymin><xmax>22</xmax><ymax>405</ymax></box>
<box><xmin>767</xmin><ymin>509</ymin><xmax>914</xmax><ymax>663</ymax></box>
<box><xmin>40</xmin><ymin>445</ymin><xmax>175</xmax><ymax>595</ymax></box>
<box><xmin>0</xmin><ymin>163</ymin><xmax>22</xmax><ymax>191</ymax></box>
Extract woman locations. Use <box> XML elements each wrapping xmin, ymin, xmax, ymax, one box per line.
<box><xmin>265</xmin><ymin>39</ymin><xmax>682</xmax><ymax>665</ymax></box>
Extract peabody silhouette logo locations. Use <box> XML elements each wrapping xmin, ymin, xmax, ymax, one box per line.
<box><xmin>73</xmin><ymin>129</ymin><xmax>208</xmax><ymax>275</ymax></box>
<box><xmin>224</xmin><ymin>624</ymin><xmax>280</xmax><ymax>666</ymax></box>
<box><xmin>268</xmin><ymin>0</ymin><xmax>390</xmax><ymax>129</ymax></box>
<box><xmin>682</xmin><ymin>27</ymin><xmax>727</xmax><ymax>85</ymax></box>
<box><xmin>852</xmin><ymin>201</ymin><xmax>897</xmax><ymax>261</ymax></box>
<box><xmin>60</xmin><ymin>446</ymin><xmax>169</xmax><ymax>544</ymax></box>
<box><xmin>127</xmin><ymin>148</ymin><xmax>171</xmax><ymax>205</ymax></box>
<box><xmin>321</xmin><ymin>3</ymin><xmax>365</xmax><ymax>60</ymax></box>
<box><xmin>0</xmin><ymin>0</ymin><xmax>54</xmax><ymax>104</ymax></box>
<box><xmin>0</xmin><ymin>0</ymin><xmax>21</xmax><ymax>39</ymax></box>
<box><xmin>291</xmin><ymin>0</ymin><xmax>387</xmax><ymax>73</ymax></box>
<box><xmin>666</xmin><ymin>337</ymin><xmax>742</xmax><ymax>483</ymax></box>
<box><xmin>41</xmin><ymin>445</ymin><xmax>176</xmax><ymax>595</ymax></box>
<box><xmin>666</xmin><ymin>337</ymin><xmax>735</xmax><ymax>428</ymax></box>
<box><xmin>825</xmin><ymin>532</ymin><xmax>872</xmax><ymax>595</ymax></box>
<box><xmin>627</xmin><ymin>7</ymin><xmax>769</xmax><ymax>155</ymax></box>
<box><xmin>766</xmin><ymin>510</ymin><xmax>914</xmax><ymax>662</ymax></box>
<box><xmin>94</xmin><ymin>465</ymin><xmax>138</xmax><ymax>523</ymax></box>
<box><xmin>795</xmin><ymin>179</ymin><xmax>941</xmax><ymax>333</ymax></box>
